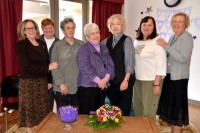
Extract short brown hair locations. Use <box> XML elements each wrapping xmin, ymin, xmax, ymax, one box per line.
<box><xmin>41</xmin><ymin>18</ymin><xmax>55</xmax><ymax>28</ymax></box>
<box><xmin>17</xmin><ymin>19</ymin><xmax>40</xmax><ymax>41</ymax></box>
<box><xmin>171</xmin><ymin>12</ymin><xmax>190</xmax><ymax>28</ymax></box>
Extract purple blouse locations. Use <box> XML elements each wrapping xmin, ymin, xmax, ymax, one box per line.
<box><xmin>76</xmin><ymin>41</ymin><xmax>115</xmax><ymax>87</ymax></box>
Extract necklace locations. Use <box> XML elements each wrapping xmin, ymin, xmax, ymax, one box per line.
<box><xmin>167</xmin><ymin>32</ymin><xmax>184</xmax><ymax>57</ymax></box>
<box><xmin>169</xmin><ymin>32</ymin><xmax>184</xmax><ymax>46</ymax></box>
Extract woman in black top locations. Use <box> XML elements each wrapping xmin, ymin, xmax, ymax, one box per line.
<box><xmin>16</xmin><ymin>19</ymin><xmax>57</xmax><ymax>133</ymax></box>
<box><xmin>101</xmin><ymin>14</ymin><xmax>135</xmax><ymax>116</ymax></box>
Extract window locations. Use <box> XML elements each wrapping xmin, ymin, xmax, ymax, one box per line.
<box><xmin>23</xmin><ymin>0</ymin><xmax>92</xmax><ymax>39</ymax></box>
<box><xmin>59</xmin><ymin>0</ymin><xmax>82</xmax><ymax>39</ymax></box>
<box><xmin>23</xmin><ymin>0</ymin><xmax>50</xmax><ymax>33</ymax></box>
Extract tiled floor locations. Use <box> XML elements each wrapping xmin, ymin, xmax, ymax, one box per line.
<box><xmin>189</xmin><ymin>104</ymin><xmax>200</xmax><ymax>132</ymax></box>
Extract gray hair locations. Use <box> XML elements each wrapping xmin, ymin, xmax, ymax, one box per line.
<box><xmin>60</xmin><ymin>17</ymin><xmax>75</xmax><ymax>30</ymax></box>
<box><xmin>84</xmin><ymin>23</ymin><xmax>99</xmax><ymax>37</ymax></box>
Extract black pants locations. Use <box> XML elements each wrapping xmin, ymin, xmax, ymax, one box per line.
<box><xmin>78</xmin><ymin>86</ymin><xmax>106</xmax><ymax>114</ymax></box>
<box><xmin>107</xmin><ymin>74</ymin><xmax>135</xmax><ymax>116</ymax></box>
<box><xmin>48</xmin><ymin>87</ymin><xmax>55</xmax><ymax>111</ymax></box>
<box><xmin>55</xmin><ymin>91</ymin><xmax>79</xmax><ymax>110</ymax></box>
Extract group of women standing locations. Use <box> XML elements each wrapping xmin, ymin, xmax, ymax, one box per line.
<box><xmin>16</xmin><ymin>11</ymin><xmax>193</xmax><ymax>133</ymax></box>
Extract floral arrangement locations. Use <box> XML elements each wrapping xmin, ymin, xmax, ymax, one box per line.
<box><xmin>86</xmin><ymin>104</ymin><xmax>124</xmax><ymax>130</ymax></box>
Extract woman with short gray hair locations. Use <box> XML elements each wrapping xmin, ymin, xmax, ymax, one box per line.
<box><xmin>51</xmin><ymin>17</ymin><xmax>84</xmax><ymax>109</ymax></box>
<box><xmin>60</xmin><ymin>17</ymin><xmax>76</xmax><ymax>30</ymax></box>
<box><xmin>76</xmin><ymin>23</ymin><xmax>115</xmax><ymax>114</ymax></box>
<box><xmin>84</xmin><ymin>23</ymin><xmax>98</xmax><ymax>36</ymax></box>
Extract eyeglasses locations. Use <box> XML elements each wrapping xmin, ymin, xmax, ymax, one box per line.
<box><xmin>25</xmin><ymin>27</ymin><xmax>36</xmax><ymax>31</ymax></box>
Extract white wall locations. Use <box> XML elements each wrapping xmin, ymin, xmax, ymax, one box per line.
<box><xmin>123</xmin><ymin>0</ymin><xmax>200</xmax><ymax>101</ymax></box>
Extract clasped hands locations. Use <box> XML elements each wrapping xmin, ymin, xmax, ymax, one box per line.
<box><xmin>98</xmin><ymin>78</ymin><xmax>109</xmax><ymax>90</ymax></box>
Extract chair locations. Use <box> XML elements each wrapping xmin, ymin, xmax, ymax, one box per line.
<box><xmin>0</xmin><ymin>75</ymin><xmax>19</xmax><ymax>111</ymax></box>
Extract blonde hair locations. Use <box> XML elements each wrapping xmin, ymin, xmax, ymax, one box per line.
<box><xmin>171</xmin><ymin>12</ymin><xmax>190</xmax><ymax>28</ymax></box>
<box><xmin>17</xmin><ymin>19</ymin><xmax>40</xmax><ymax>40</ymax></box>
<box><xmin>107</xmin><ymin>14</ymin><xmax>126</xmax><ymax>32</ymax></box>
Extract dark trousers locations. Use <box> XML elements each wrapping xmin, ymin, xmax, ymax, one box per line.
<box><xmin>107</xmin><ymin>74</ymin><xmax>135</xmax><ymax>116</ymax></box>
<box><xmin>55</xmin><ymin>91</ymin><xmax>79</xmax><ymax>110</ymax></box>
<box><xmin>78</xmin><ymin>86</ymin><xmax>106</xmax><ymax>114</ymax></box>
<box><xmin>48</xmin><ymin>88</ymin><xmax>55</xmax><ymax>111</ymax></box>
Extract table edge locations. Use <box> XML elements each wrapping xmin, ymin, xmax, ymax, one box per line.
<box><xmin>35</xmin><ymin>112</ymin><xmax>54</xmax><ymax>133</ymax></box>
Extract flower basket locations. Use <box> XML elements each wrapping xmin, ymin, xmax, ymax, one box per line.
<box><xmin>86</xmin><ymin>104</ymin><xmax>124</xmax><ymax>130</ymax></box>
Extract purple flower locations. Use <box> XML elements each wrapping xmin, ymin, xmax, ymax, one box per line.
<box><xmin>90</xmin><ymin>111</ymin><xmax>96</xmax><ymax>115</ymax></box>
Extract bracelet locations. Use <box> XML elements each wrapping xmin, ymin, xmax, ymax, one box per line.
<box><xmin>153</xmin><ymin>84</ymin><xmax>160</xmax><ymax>86</ymax></box>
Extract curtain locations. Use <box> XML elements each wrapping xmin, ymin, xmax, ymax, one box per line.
<box><xmin>0</xmin><ymin>0</ymin><xmax>22</xmax><ymax>82</ymax></box>
<box><xmin>92</xmin><ymin>0</ymin><xmax>124</xmax><ymax>40</ymax></box>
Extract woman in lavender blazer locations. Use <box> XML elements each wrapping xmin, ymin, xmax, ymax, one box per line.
<box><xmin>76</xmin><ymin>23</ymin><xmax>115</xmax><ymax>114</ymax></box>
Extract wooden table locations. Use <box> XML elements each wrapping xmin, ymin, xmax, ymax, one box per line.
<box><xmin>36</xmin><ymin>112</ymin><xmax>159</xmax><ymax>133</ymax></box>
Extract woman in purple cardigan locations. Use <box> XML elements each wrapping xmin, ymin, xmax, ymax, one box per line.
<box><xmin>76</xmin><ymin>23</ymin><xmax>115</xmax><ymax>114</ymax></box>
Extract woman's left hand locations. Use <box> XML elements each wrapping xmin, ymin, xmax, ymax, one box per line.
<box><xmin>153</xmin><ymin>86</ymin><xmax>160</xmax><ymax>96</ymax></box>
<box><xmin>120</xmin><ymin>80</ymin><xmax>128</xmax><ymax>91</ymax></box>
